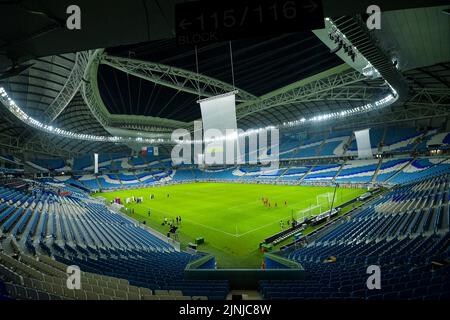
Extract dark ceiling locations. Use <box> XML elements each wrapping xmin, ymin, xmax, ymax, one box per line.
<box><xmin>47</xmin><ymin>93</ymin><xmax>129</xmax><ymax>154</ymax></box>
<box><xmin>0</xmin><ymin>0</ymin><xmax>445</xmax><ymax>69</ymax></box>
<box><xmin>99</xmin><ymin>32</ymin><xmax>343</xmax><ymax>122</ymax></box>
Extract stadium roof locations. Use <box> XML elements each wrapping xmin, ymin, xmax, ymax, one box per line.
<box><xmin>0</xmin><ymin>2</ymin><xmax>449</xmax><ymax>157</ymax></box>
<box><xmin>99</xmin><ymin>32</ymin><xmax>343</xmax><ymax>122</ymax></box>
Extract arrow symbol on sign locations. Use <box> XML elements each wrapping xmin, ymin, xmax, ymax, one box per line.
<box><xmin>303</xmin><ymin>0</ymin><xmax>318</xmax><ymax>12</ymax></box>
<box><xmin>179</xmin><ymin>18</ymin><xmax>192</xmax><ymax>30</ymax></box>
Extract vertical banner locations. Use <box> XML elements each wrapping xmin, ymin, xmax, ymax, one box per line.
<box><xmin>354</xmin><ymin>129</ymin><xmax>373</xmax><ymax>158</ymax></box>
<box><xmin>94</xmin><ymin>153</ymin><xmax>99</xmax><ymax>174</ymax></box>
<box><xmin>154</xmin><ymin>147</ymin><xmax>159</xmax><ymax>156</ymax></box>
<box><xmin>199</xmin><ymin>92</ymin><xmax>239</xmax><ymax>165</ymax></box>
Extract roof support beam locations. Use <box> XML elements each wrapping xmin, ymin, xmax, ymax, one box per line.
<box><xmin>81</xmin><ymin>49</ymin><xmax>189</xmax><ymax>133</ymax></box>
<box><xmin>283</xmin><ymin>88</ymin><xmax>450</xmax><ymax>133</ymax></box>
<box><xmin>45</xmin><ymin>51</ymin><xmax>92</xmax><ymax>122</ymax></box>
<box><xmin>235</xmin><ymin>64</ymin><xmax>382</xmax><ymax>120</ymax></box>
<box><xmin>101</xmin><ymin>54</ymin><xmax>257</xmax><ymax>103</ymax></box>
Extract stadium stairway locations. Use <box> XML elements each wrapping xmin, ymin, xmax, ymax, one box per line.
<box><xmin>370</xmin><ymin>158</ymin><xmax>383</xmax><ymax>183</ymax></box>
<box><xmin>383</xmin><ymin>157</ymin><xmax>415</xmax><ymax>184</ymax></box>
<box><xmin>297</xmin><ymin>163</ymin><xmax>317</xmax><ymax>184</ymax></box>
<box><xmin>331</xmin><ymin>161</ymin><xmax>346</xmax><ymax>183</ymax></box>
<box><xmin>378</xmin><ymin>127</ymin><xmax>388</xmax><ymax>153</ymax></box>
<box><xmin>275</xmin><ymin>167</ymin><xmax>290</xmax><ymax>183</ymax></box>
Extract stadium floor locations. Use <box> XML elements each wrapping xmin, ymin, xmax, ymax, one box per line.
<box><xmin>95</xmin><ymin>183</ymin><xmax>365</xmax><ymax>268</ymax></box>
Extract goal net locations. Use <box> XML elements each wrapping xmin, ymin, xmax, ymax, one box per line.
<box><xmin>316</xmin><ymin>192</ymin><xmax>337</xmax><ymax>207</ymax></box>
<box><xmin>295</xmin><ymin>192</ymin><xmax>338</xmax><ymax>222</ymax></box>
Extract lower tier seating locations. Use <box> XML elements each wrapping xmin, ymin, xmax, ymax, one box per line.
<box><xmin>260</xmin><ymin>173</ymin><xmax>450</xmax><ymax>300</ymax></box>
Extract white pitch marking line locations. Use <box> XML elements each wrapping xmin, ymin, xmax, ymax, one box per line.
<box><xmin>123</xmin><ymin>204</ymin><xmax>240</xmax><ymax>237</ymax></box>
<box><xmin>236</xmin><ymin>191</ymin><xmax>362</xmax><ymax>237</ymax></box>
<box><xmin>182</xmin><ymin>218</ymin><xmax>239</xmax><ymax>238</ymax></box>
<box><xmin>235</xmin><ymin>220</ymin><xmax>282</xmax><ymax>238</ymax></box>
<box><xmin>125</xmin><ymin>187</ymin><xmax>362</xmax><ymax>239</ymax></box>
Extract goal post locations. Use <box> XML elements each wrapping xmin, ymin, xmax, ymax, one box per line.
<box><xmin>295</xmin><ymin>192</ymin><xmax>338</xmax><ymax>222</ymax></box>
<box><xmin>296</xmin><ymin>205</ymin><xmax>322</xmax><ymax>223</ymax></box>
<box><xmin>316</xmin><ymin>192</ymin><xmax>337</xmax><ymax>208</ymax></box>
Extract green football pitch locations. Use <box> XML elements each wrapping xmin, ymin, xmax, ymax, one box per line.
<box><xmin>94</xmin><ymin>183</ymin><xmax>365</xmax><ymax>268</ymax></box>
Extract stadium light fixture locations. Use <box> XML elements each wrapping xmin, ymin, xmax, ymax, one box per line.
<box><xmin>183</xmin><ymin>91</ymin><xmax>397</xmax><ymax>144</ymax></box>
<box><xmin>1</xmin><ymin>63</ymin><xmax>398</xmax><ymax>147</ymax></box>
<box><xmin>327</xmin><ymin>24</ymin><xmax>357</xmax><ymax>62</ymax></box>
<box><xmin>0</xmin><ymin>86</ymin><xmax>169</xmax><ymax>145</ymax></box>
<box><xmin>281</xmin><ymin>92</ymin><xmax>397</xmax><ymax>129</ymax></box>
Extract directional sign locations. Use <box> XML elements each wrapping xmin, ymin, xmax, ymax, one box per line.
<box><xmin>175</xmin><ymin>0</ymin><xmax>325</xmax><ymax>45</ymax></box>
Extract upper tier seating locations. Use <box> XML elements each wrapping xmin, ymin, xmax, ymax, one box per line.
<box><xmin>427</xmin><ymin>132</ymin><xmax>450</xmax><ymax>149</ymax></box>
<box><xmin>0</xmin><ymin>167</ymin><xmax>23</xmax><ymax>174</ymax></box>
<box><xmin>36</xmin><ymin>178</ymin><xmax>88</xmax><ymax>198</ymax></box>
<box><xmin>97</xmin><ymin>175</ymin><xmax>122</xmax><ymax>189</ymax></box>
<box><xmin>72</xmin><ymin>153</ymin><xmax>132</xmax><ymax>172</ymax></box>
<box><xmin>390</xmin><ymin>158</ymin><xmax>450</xmax><ymax>185</ymax></box>
<box><xmin>72</xmin><ymin>155</ymin><xmax>93</xmax><ymax>171</ymax></box>
<box><xmin>347</xmin><ymin>127</ymin><xmax>385</xmax><ymax>155</ymax></box>
<box><xmin>277</xmin><ymin>130</ymin><xmax>351</xmax><ymax>159</ymax></box>
<box><xmin>319</xmin><ymin>137</ymin><xmax>349</xmax><ymax>157</ymax></box>
<box><xmin>31</xmin><ymin>158</ymin><xmax>67</xmax><ymax>171</ymax></box>
<box><xmin>346</xmin><ymin>126</ymin><xmax>425</xmax><ymax>154</ymax></box>
<box><xmin>280</xmin><ymin>135</ymin><xmax>325</xmax><ymax>159</ymax></box>
<box><xmin>278</xmin><ymin>139</ymin><xmax>300</xmax><ymax>154</ymax></box>
<box><xmin>56</xmin><ymin>177</ymin><xmax>89</xmax><ymax>192</ymax></box>
<box><xmin>0</xmin><ymin>154</ymin><xmax>22</xmax><ymax>165</ymax></box>
<box><xmin>335</xmin><ymin>159</ymin><xmax>379</xmax><ymax>183</ymax></box>
<box><xmin>137</xmin><ymin>172</ymin><xmax>159</xmax><ymax>185</ymax></box>
<box><xmin>303</xmin><ymin>164</ymin><xmax>342</xmax><ymax>182</ymax></box>
<box><xmin>382</xmin><ymin>127</ymin><xmax>423</xmax><ymax>152</ymax></box>
<box><xmin>376</xmin><ymin>158</ymin><xmax>412</xmax><ymax>182</ymax></box>
<box><xmin>129</xmin><ymin>156</ymin><xmax>170</xmax><ymax>169</ymax></box>
<box><xmin>173</xmin><ymin>170</ymin><xmax>194</xmax><ymax>181</ymax></box>
<box><xmin>203</xmin><ymin>169</ymin><xmax>236</xmax><ymax>180</ymax></box>
<box><xmin>119</xmin><ymin>172</ymin><xmax>139</xmax><ymax>181</ymax></box>
<box><xmin>279</xmin><ymin>167</ymin><xmax>310</xmax><ymax>181</ymax></box>
<box><xmin>116</xmin><ymin>172</ymin><xmax>145</xmax><ymax>187</ymax></box>
<box><xmin>69</xmin><ymin>170</ymin><xmax>174</xmax><ymax>191</ymax></box>
<box><xmin>77</xmin><ymin>175</ymin><xmax>100</xmax><ymax>190</ymax></box>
